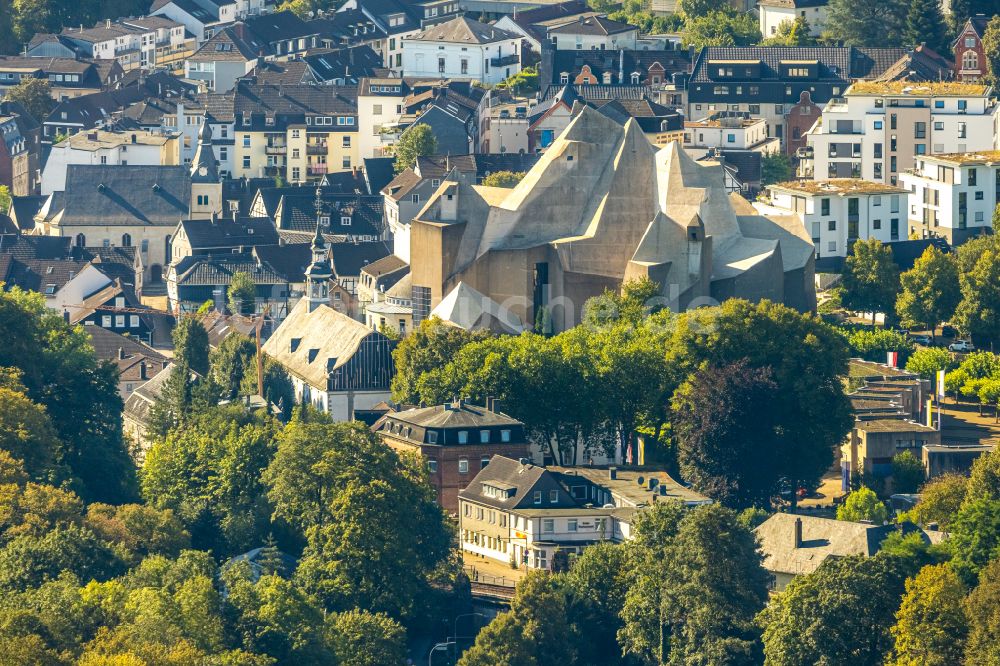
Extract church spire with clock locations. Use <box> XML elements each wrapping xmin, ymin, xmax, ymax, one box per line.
<box><xmin>190</xmin><ymin>118</ymin><xmax>222</xmax><ymax>219</ymax></box>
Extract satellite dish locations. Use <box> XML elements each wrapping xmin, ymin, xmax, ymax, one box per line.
<box><xmin>308</xmin><ymin>10</ymin><xmax>315</xmax><ymax>17</ymax></box>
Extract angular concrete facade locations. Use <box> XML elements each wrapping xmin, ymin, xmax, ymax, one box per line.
<box><xmin>409</xmin><ymin>107</ymin><xmax>816</xmax><ymax>332</ymax></box>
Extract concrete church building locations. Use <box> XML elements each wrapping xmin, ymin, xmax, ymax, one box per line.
<box><xmin>408</xmin><ymin>106</ymin><xmax>816</xmax><ymax>333</ymax></box>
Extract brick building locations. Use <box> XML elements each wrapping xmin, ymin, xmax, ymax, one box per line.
<box><xmin>954</xmin><ymin>15</ymin><xmax>989</xmax><ymax>82</ymax></box>
<box><xmin>784</xmin><ymin>90</ymin><xmax>820</xmax><ymax>157</ymax></box>
<box><xmin>373</xmin><ymin>399</ymin><xmax>530</xmax><ymax>513</ymax></box>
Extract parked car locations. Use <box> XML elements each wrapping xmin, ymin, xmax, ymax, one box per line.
<box><xmin>948</xmin><ymin>340</ymin><xmax>975</xmax><ymax>352</ymax></box>
<box><xmin>910</xmin><ymin>334</ymin><xmax>932</xmax><ymax>346</ymax></box>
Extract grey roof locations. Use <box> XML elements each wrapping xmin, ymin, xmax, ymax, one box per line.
<box><xmin>363</xmin><ymin>157</ymin><xmax>396</xmax><ymax>195</ymax></box>
<box><xmin>125</xmin><ymin>363</ymin><xmax>199</xmax><ymax>426</ymax></box>
<box><xmin>383</xmin><ymin>401</ymin><xmax>522</xmax><ymax>428</ymax></box>
<box><xmin>457</xmin><ymin>456</ymin><xmax>579</xmax><ymax>511</ymax></box>
<box><xmin>407</xmin><ymin>16</ymin><xmax>518</xmax><ymax>44</ymax></box>
<box><xmin>243</xmin><ymin>60</ymin><xmax>315</xmax><ymax>86</ymax></box>
<box><xmin>549</xmin><ymin>48</ymin><xmax>692</xmax><ymax>86</ymax></box>
<box><xmin>86</xmin><ymin>326</ymin><xmax>167</xmax><ymax>382</ymax></box>
<box><xmin>179</xmin><ymin>216</ymin><xmax>279</xmax><ymax>250</ymax></box>
<box><xmin>151</xmin><ymin>0</ymin><xmax>218</xmax><ymax>22</ymax></box>
<box><xmin>275</xmin><ymin>191</ymin><xmax>383</xmax><ymax>238</ymax></box>
<box><xmin>245</xmin><ymin>10</ymin><xmax>317</xmax><ymax>44</ymax></box>
<box><xmin>330</xmin><ymin>241</ymin><xmax>392</xmax><ymax>277</ymax></box>
<box><xmin>172</xmin><ymin>252</ymin><xmax>289</xmax><ymax>286</ymax></box>
<box><xmin>232</xmin><ymin>81</ymin><xmax>358</xmax><ymax>118</ymax></box>
<box><xmin>690</xmin><ymin>47</ymin><xmax>909</xmax><ymax>84</ymax></box>
<box><xmin>303</xmin><ymin>46</ymin><xmax>387</xmax><ymax>83</ymax></box>
<box><xmin>190</xmin><ymin>121</ymin><xmax>219</xmax><ymax>183</ymax></box>
<box><xmin>548</xmin><ymin>15</ymin><xmax>636</xmax><ymax>36</ymax></box>
<box><xmin>46</xmin><ymin>165</ymin><xmax>191</xmax><ymax>227</ymax></box>
<box><xmin>755</xmin><ymin>513</ymin><xmax>943</xmax><ymax>577</ymax></box>
<box><xmin>189</xmin><ymin>25</ymin><xmax>266</xmax><ymax>63</ymax></box>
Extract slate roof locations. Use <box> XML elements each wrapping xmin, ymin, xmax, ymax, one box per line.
<box><xmin>457</xmin><ymin>456</ymin><xmax>573</xmax><ymax>511</ymax></box>
<box><xmin>151</xmin><ymin>0</ymin><xmax>218</xmax><ymax>22</ymax></box>
<box><xmin>245</xmin><ymin>10</ymin><xmax>317</xmax><ymax>44</ymax></box>
<box><xmin>362</xmin><ymin>157</ymin><xmax>396</xmax><ymax>196</ymax></box>
<box><xmin>549</xmin><ymin>49</ymin><xmax>692</xmax><ymax>85</ymax></box>
<box><xmin>232</xmin><ymin>81</ymin><xmax>359</xmax><ymax>118</ymax></box>
<box><xmin>875</xmin><ymin>45</ymin><xmax>955</xmax><ymax>83</ymax></box>
<box><xmin>690</xmin><ymin>47</ymin><xmax>909</xmax><ymax>84</ymax></box>
<box><xmin>0</xmin><ymin>234</ymin><xmax>72</xmax><ymax>260</ymax></box>
<box><xmin>318</xmin><ymin>169</ymin><xmax>371</xmax><ymax>194</ymax></box>
<box><xmin>330</xmin><ymin>240</ymin><xmax>392</xmax><ymax>277</ymax></box>
<box><xmin>548</xmin><ymin>15</ymin><xmax>636</xmax><ymax>36</ymax></box>
<box><xmin>539</xmin><ymin>83</ymin><xmax>652</xmax><ymax>102</ymax></box>
<box><xmin>303</xmin><ymin>45</ymin><xmax>387</xmax><ymax>83</ymax></box>
<box><xmin>76</xmin><ymin>246</ymin><xmax>138</xmax><ymax>285</ymax></box>
<box><xmin>45</xmin><ymin>165</ymin><xmax>191</xmax><ymax>227</ymax></box>
<box><xmin>244</xmin><ymin>60</ymin><xmax>315</xmax><ymax>85</ymax></box>
<box><xmin>308</xmin><ymin>9</ymin><xmax>387</xmax><ymax>45</ymax></box>
<box><xmin>86</xmin><ymin>325</ymin><xmax>167</xmax><ymax>374</ymax></box>
<box><xmin>406</xmin><ymin>16</ymin><xmax>518</xmax><ymax>44</ymax></box>
<box><xmin>125</xmin><ymin>363</ymin><xmax>199</xmax><ymax>427</ymax></box>
<box><xmin>251</xmin><ymin>243</ymin><xmax>313</xmax><ymax>283</ymax></box>
<box><xmin>275</xmin><ymin>192</ymin><xmax>384</xmax><ymax>238</ymax></box>
<box><xmin>172</xmin><ymin>252</ymin><xmax>289</xmax><ymax>286</ymax></box>
<box><xmin>46</xmin><ymin>87</ymin><xmax>148</xmax><ymax>130</ymax></box>
<box><xmin>0</xmin><ymin>57</ymin><xmax>106</xmax><ymax>89</ymax></box>
<box><xmin>69</xmin><ymin>278</ymin><xmax>147</xmax><ymax>324</ymax></box>
<box><xmin>180</xmin><ymin>216</ymin><xmax>279</xmax><ymax>251</ymax></box>
<box><xmin>189</xmin><ymin>25</ymin><xmax>266</xmax><ymax>62</ymax></box>
<box><xmin>2</xmin><ymin>257</ymin><xmax>92</xmax><ymax>293</ymax></box>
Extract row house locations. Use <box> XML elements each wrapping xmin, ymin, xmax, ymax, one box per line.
<box><xmin>0</xmin><ymin>101</ymin><xmax>42</xmax><ymax>196</ymax></box>
<box><xmin>548</xmin><ymin>15</ymin><xmax>637</xmax><ymax>51</ymax></box>
<box><xmin>687</xmin><ymin>46</ymin><xmax>907</xmax><ymax>147</ymax></box>
<box><xmin>493</xmin><ymin>0</ymin><xmax>598</xmax><ymax>53</ymax></box>
<box><xmin>801</xmin><ymin>81</ymin><xmax>999</xmax><ymax>185</ymax></box>
<box><xmin>0</xmin><ymin>57</ymin><xmax>123</xmax><ymax>101</ymax></box>
<box><xmin>755</xmin><ymin>179</ymin><xmax>907</xmax><ymax>261</ymax></box>
<box><xmin>900</xmin><ymin>151</ymin><xmax>1000</xmax><ymax>244</ymax></box>
<box><xmin>541</xmin><ymin>46</ymin><xmax>692</xmax><ymax>103</ymax></box>
<box><xmin>29</xmin><ymin>18</ymin><xmax>194</xmax><ymax>72</ymax></box>
<box><xmin>151</xmin><ymin>0</ymin><xmax>267</xmax><ymax>42</ymax></box>
<box><xmin>227</xmin><ymin>81</ymin><xmax>359</xmax><ymax>183</ymax></box>
<box><xmin>337</xmin><ymin>0</ymin><xmax>462</xmax><ymax>72</ymax></box>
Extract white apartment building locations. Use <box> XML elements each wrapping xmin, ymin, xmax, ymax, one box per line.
<box><xmin>42</xmin><ymin>129</ymin><xmax>180</xmax><ymax>195</ymax></box>
<box><xmin>358</xmin><ymin>78</ymin><xmax>407</xmax><ymax>159</ymax></box>
<box><xmin>758</xmin><ymin>0</ymin><xmax>828</xmax><ymax>38</ymax></box>
<box><xmin>899</xmin><ymin>151</ymin><xmax>1000</xmax><ymax>244</ymax></box>
<box><xmin>547</xmin><ymin>15</ymin><xmax>638</xmax><ymax>51</ymax></box>
<box><xmin>803</xmin><ymin>81</ymin><xmax>999</xmax><ymax>185</ymax></box>
<box><xmin>755</xmin><ymin>179</ymin><xmax>907</xmax><ymax>260</ymax></box>
<box><xmin>401</xmin><ymin>16</ymin><xmax>520</xmax><ymax>85</ymax></box>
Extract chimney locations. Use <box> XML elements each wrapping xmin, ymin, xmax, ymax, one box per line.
<box><xmin>118</xmin><ymin>346</ymin><xmax>125</xmax><ymax>360</ymax></box>
<box><xmin>609</xmin><ymin>467</ymin><xmax>617</xmax><ymax>480</ymax></box>
<box><xmin>139</xmin><ymin>361</ymin><xmax>147</xmax><ymax>380</ymax></box>
<box><xmin>793</xmin><ymin>516</ymin><xmax>802</xmax><ymax>549</ymax></box>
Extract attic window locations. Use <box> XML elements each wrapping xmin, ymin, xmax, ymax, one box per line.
<box><xmin>44</xmin><ymin>284</ymin><xmax>56</xmax><ymax>295</ymax></box>
<box><xmin>341</xmin><ymin>216</ymin><xmax>351</xmax><ymax>226</ymax></box>
<box><xmin>308</xmin><ymin>349</ymin><xmax>319</xmax><ymax>363</ymax></box>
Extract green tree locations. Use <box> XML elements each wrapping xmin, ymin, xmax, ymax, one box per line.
<box><xmin>240</xmin><ymin>354</ymin><xmax>294</xmax><ymax>417</ymax></box>
<box><xmin>891</xmin><ymin>451</ymin><xmax>926</xmax><ymax>494</ymax></box>
<box><xmin>670</xmin><ymin>300</ymin><xmax>853</xmax><ymax>509</ymax></box>
<box><xmin>678</xmin><ymin>0</ymin><xmax>727</xmax><ymax>18</ymax></box>
<box><xmin>907</xmin><ymin>473</ymin><xmax>967</xmax><ymax>529</ymax></box>
<box><xmin>965</xmin><ymin>557</ymin><xmax>1000</xmax><ymax>665</ymax></box>
<box><xmin>141</xmin><ymin>407</ymin><xmax>278</xmax><ymax>557</ymax></box>
<box><xmin>905</xmin><ymin>347</ymin><xmax>954</xmax><ymax>379</ymax></box>
<box><xmin>497</xmin><ymin>65</ymin><xmax>539</xmax><ymax>96</ymax></box>
<box><xmin>845</xmin><ymin>328</ymin><xmax>914</xmax><ymax>363</ymax></box>
<box><xmin>842</xmin><ymin>238</ymin><xmax>901</xmax><ymax>325</ymax></box>
<box><xmin>896</xmin><ymin>246</ymin><xmax>961</xmax><ymax>340</ymax></box>
<box><xmin>211</xmin><ymin>334</ymin><xmax>257</xmax><ymax>400</ymax></box>
<box><xmin>0</xmin><ymin>185</ymin><xmax>10</xmax><ymax>214</ymax></box>
<box><xmin>903</xmin><ymin>0</ymin><xmax>950</xmax><ymax>55</ymax></box>
<box><xmin>683</xmin><ymin>9</ymin><xmax>762</xmax><ymax>48</ymax></box>
<box><xmin>761</xmin><ymin>152</ymin><xmax>793</xmax><ymax>186</ymax></box>
<box><xmin>390</xmin><ymin>316</ymin><xmax>488</xmax><ymax>403</ymax></box>
<box><xmin>759</xmin><ymin>554</ymin><xmax>912</xmax><ymax>665</ymax></box>
<box><xmin>393</xmin><ymin>124</ymin><xmax>437</xmax><ymax>173</ymax></box>
<box><xmin>761</xmin><ymin>17</ymin><xmax>818</xmax><ymax>45</ymax></box>
<box><xmin>825</xmin><ymin>0</ymin><xmax>908</xmax><ymax>46</ymax></box>
<box><xmin>967</xmin><ymin>446</ymin><xmax>1000</xmax><ymax>503</ymax></box>
<box><xmin>172</xmin><ymin>317</ymin><xmax>210</xmax><ymax>376</ymax></box>
<box><xmin>481</xmin><ymin>171</ymin><xmax>526</xmax><ymax>188</ymax></box>
<box><xmin>837</xmin><ymin>486</ymin><xmax>889</xmax><ymax>523</ymax></box>
<box><xmin>981</xmin><ymin>15</ymin><xmax>1000</xmax><ymax>84</ymax></box>
<box><xmin>0</xmin><ymin>525</ymin><xmax>123</xmax><ymax>592</ymax></box>
<box><xmin>673</xmin><ymin>360</ymin><xmax>787</xmax><ymax>508</ymax></box>
<box><xmin>227</xmin><ymin>272</ymin><xmax>257</xmax><ymax>316</ymax></box>
<box><xmin>948</xmin><ymin>498</ymin><xmax>1000</xmax><ymax>583</ymax></box>
<box><xmin>83</xmin><ymin>503</ymin><xmax>190</xmax><ymax>566</ymax></box>
<box><xmin>888</xmin><ymin>563</ymin><xmax>968</xmax><ymax>666</ymax></box>
<box><xmin>955</xmin><ymin>246</ymin><xmax>1000</xmax><ymax>344</ymax></box>
<box><xmin>0</xmin><ymin>381</ymin><xmax>64</xmax><ymax>484</ymax></box>
<box><xmin>460</xmin><ymin>571</ymin><xmax>577</xmax><ymax>666</ymax></box>
<box><xmin>563</xmin><ymin>542</ymin><xmax>631</xmax><ymax>665</ymax></box>
<box><xmin>326</xmin><ymin>609</ymin><xmax>408</xmax><ymax>666</ymax></box>
<box><xmin>3</xmin><ymin>77</ymin><xmax>54</xmax><ymax>124</ymax></box>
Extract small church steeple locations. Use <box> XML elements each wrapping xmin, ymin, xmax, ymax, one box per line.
<box><xmin>189</xmin><ymin>117</ymin><xmax>222</xmax><ymax>219</ymax></box>
<box><xmin>304</xmin><ymin>188</ymin><xmax>332</xmax><ymax>312</ymax></box>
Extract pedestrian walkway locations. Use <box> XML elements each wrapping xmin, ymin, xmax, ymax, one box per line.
<box><xmin>462</xmin><ymin>551</ymin><xmax>526</xmax><ymax>587</ymax></box>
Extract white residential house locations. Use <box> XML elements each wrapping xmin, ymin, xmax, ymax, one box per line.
<box><xmin>899</xmin><ymin>151</ymin><xmax>1000</xmax><ymax>244</ymax></box>
<box><xmin>802</xmin><ymin>81</ymin><xmax>1000</xmax><ymax>185</ymax></box>
<box><xmin>160</xmin><ymin>103</ymin><xmax>235</xmax><ymax>174</ymax></box>
<box><xmin>401</xmin><ymin>16</ymin><xmax>521</xmax><ymax>85</ymax></box>
<box><xmin>755</xmin><ymin>179</ymin><xmax>908</xmax><ymax>260</ymax></box>
<box><xmin>548</xmin><ymin>15</ymin><xmax>638</xmax><ymax>51</ymax></box>
<box><xmin>758</xmin><ymin>0</ymin><xmax>829</xmax><ymax>38</ymax></box>
<box><xmin>683</xmin><ymin>113</ymin><xmax>779</xmax><ymax>154</ymax></box>
<box><xmin>42</xmin><ymin>129</ymin><xmax>181</xmax><ymax>195</ymax></box>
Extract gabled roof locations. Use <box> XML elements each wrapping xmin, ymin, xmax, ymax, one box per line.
<box><xmin>330</xmin><ymin>240</ymin><xmax>392</xmax><ymax>277</ymax></box>
<box><xmin>189</xmin><ymin>25</ymin><xmax>266</xmax><ymax>62</ymax></box>
<box><xmin>151</xmin><ymin>0</ymin><xmax>218</xmax><ymax>22</ymax></box>
<box><xmin>232</xmin><ymin>81</ymin><xmax>358</xmax><ymax>118</ymax></box>
<box><xmin>362</xmin><ymin>157</ymin><xmax>396</xmax><ymax>196</ymax></box>
<box><xmin>690</xmin><ymin>46</ymin><xmax>908</xmax><ymax>84</ymax></box>
<box><xmin>303</xmin><ymin>45</ymin><xmax>387</xmax><ymax>83</ymax></box>
<box><xmin>275</xmin><ymin>191</ymin><xmax>383</xmax><ymax>238</ymax></box>
<box><xmin>458</xmin><ymin>455</ymin><xmax>580</xmax><ymax>511</ymax></box>
<box><xmin>242</xmin><ymin>60</ymin><xmax>315</xmax><ymax>86</ymax></box>
<box><xmin>548</xmin><ymin>15</ymin><xmax>636</xmax><ymax>36</ymax></box>
<box><xmin>406</xmin><ymin>16</ymin><xmax>518</xmax><ymax>44</ymax></box>
<box><xmin>45</xmin><ymin>165</ymin><xmax>191</xmax><ymax>227</ymax></box>
<box><xmin>262</xmin><ymin>298</ymin><xmax>391</xmax><ymax>387</ymax></box>
<box><xmin>875</xmin><ymin>45</ymin><xmax>955</xmax><ymax>83</ymax></box>
<box><xmin>171</xmin><ymin>251</ymin><xmax>291</xmax><ymax>287</ymax></box>
<box><xmin>179</xmin><ymin>216</ymin><xmax>279</xmax><ymax>250</ymax></box>
<box><xmin>245</xmin><ymin>10</ymin><xmax>317</xmax><ymax>43</ymax></box>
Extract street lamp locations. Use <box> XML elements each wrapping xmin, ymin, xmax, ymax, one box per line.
<box><xmin>428</xmin><ymin>641</ymin><xmax>455</xmax><ymax>666</ymax></box>
<box><xmin>454</xmin><ymin>612</ymin><xmax>486</xmax><ymax>645</ymax></box>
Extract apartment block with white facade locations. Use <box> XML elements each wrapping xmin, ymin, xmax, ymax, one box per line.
<box><xmin>683</xmin><ymin>112</ymin><xmax>779</xmax><ymax>155</ymax></box>
<box><xmin>899</xmin><ymin>151</ymin><xmax>1000</xmax><ymax>244</ymax></box>
<box><xmin>401</xmin><ymin>16</ymin><xmax>520</xmax><ymax>85</ymax></box>
<box><xmin>755</xmin><ymin>179</ymin><xmax>908</xmax><ymax>261</ymax></box>
<box><xmin>42</xmin><ymin>129</ymin><xmax>180</xmax><ymax>195</ymax></box>
<box><xmin>802</xmin><ymin>81</ymin><xmax>999</xmax><ymax>185</ymax></box>
<box><xmin>758</xmin><ymin>0</ymin><xmax>828</xmax><ymax>39</ymax></box>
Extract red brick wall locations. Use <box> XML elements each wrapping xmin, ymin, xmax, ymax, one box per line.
<box><xmin>955</xmin><ymin>28</ymin><xmax>987</xmax><ymax>81</ymax></box>
<box><xmin>784</xmin><ymin>91</ymin><xmax>821</xmax><ymax>157</ymax></box>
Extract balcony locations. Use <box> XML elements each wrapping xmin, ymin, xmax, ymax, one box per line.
<box><xmin>263</xmin><ymin>165</ymin><xmax>282</xmax><ymax>177</ymax></box>
<box><xmin>307</xmin><ymin>142</ymin><xmax>327</xmax><ymax>154</ymax></box>
<box><xmin>309</xmin><ymin>165</ymin><xmax>328</xmax><ymax>176</ymax></box>
<box><xmin>490</xmin><ymin>54</ymin><xmax>519</xmax><ymax>67</ymax></box>
<box><xmin>265</xmin><ymin>143</ymin><xmax>287</xmax><ymax>155</ymax></box>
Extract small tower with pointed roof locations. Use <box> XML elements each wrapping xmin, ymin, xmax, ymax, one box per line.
<box><xmin>189</xmin><ymin>118</ymin><xmax>222</xmax><ymax>219</ymax></box>
<box><xmin>304</xmin><ymin>188</ymin><xmax>332</xmax><ymax>312</ymax></box>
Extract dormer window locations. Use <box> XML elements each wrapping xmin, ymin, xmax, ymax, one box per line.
<box><xmin>457</xmin><ymin>430</ymin><xmax>468</xmax><ymax>444</ymax></box>
<box><xmin>341</xmin><ymin>216</ymin><xmax>351</xmax><ymax>226</ymax></box>
<box><xmin>427</xmin><ymin>431</ymin><xmax>438</xmax><ymax>444</ymax></box>
<box><xmin>630</xmin><ymin>73</ymin><xmax>640</xmax><ymax>84</ymax></box>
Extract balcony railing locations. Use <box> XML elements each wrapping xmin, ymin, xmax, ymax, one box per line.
<box><xmin>308</xmin><ymin>165</ymin><xmax>328</xmax><ymax>175</ymax></box>
<box><xmin>265</xmin><ymin>144</ymin><xmax>287</xmax><ymax>155</ymax></box>
<box><xmin>490</xmin><ymin>54</ymin><xmax>519</xmax><ymax>67</ymax></box>
<box><xmin>307</xmin><ymin>143</ymin><xmax>327</xmax><ymax>154</ymax></box>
